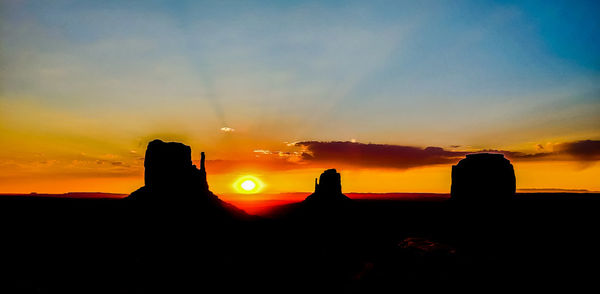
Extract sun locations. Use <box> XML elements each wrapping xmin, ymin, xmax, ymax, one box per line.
<box><xmin>241</xmin><ymin>180</ymin><xmax>256</xmax><ymax>191</ymax></box>
<box><xmin>233</xmin><ymin>175</ymin><xmax>264</xmax><ymax>194</ymax></box>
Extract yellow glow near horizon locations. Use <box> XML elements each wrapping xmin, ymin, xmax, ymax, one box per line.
<box><xmin>1</xmin><ymin>162</ymin><xmax>599</xmax><ymax>195</ymax></box>
<box><xmin>233</xmin><ymin>175</ymin><xmax>264</xmax><ymax>194</ymax></box>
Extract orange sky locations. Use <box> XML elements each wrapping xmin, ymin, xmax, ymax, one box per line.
<box><xmin>1</xmin><ymin>135</ymin><xmax>599</xmax><ymax>195</ymax></box>
<box><xmin>0</xmin><ymin>99</ymin><xmax>598</xmax><ymax>194</ymax></box>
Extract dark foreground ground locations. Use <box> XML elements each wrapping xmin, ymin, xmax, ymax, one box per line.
<box><xmin>1</xmin><ymin>193</ymin><xmax>599</xmax><ymax>293</ymax></box>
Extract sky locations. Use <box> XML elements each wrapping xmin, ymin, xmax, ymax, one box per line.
<box><xmin>1</xmin><ymin>0</ymin><xmax>599</xmax><ymax>195</ymax></box>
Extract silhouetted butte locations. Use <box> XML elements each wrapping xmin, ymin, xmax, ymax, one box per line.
<box><xmin>305</xmin><ymin>169</ymin><xmax>351</xmax><ymax>203</ymax></box>
<box><xmin>127</xmin><ymin>139</ymin><xmax>244</xmax><ymax>217</ymax></box>
<box><xmin>450</xmin><ymin>153</ymin><xmax>516</xmax><ymax>202</ymax></box>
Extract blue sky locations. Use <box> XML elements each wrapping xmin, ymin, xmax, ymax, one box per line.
<box><xmin>1</xmin><ymin>0</ymin><xmax>599</xmax><ymax>149</ymax></box>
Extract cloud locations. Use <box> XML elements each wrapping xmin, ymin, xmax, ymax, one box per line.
<box><xmin>253</xmin><ymin>149</ymin><xmax>273</xmax><ymax>155</ymax></box>
<box><xmin>476</xmin><ymin>149</ymin><xmax>551</xmax><ymax>160</ymax></box>
<box><xmin>296</xmin><ymin>141</ymin><xmax>468</xmax><ymax>169</ymax></box>
<box><xmin>183</xmin><ymin>139</ymin><xmax>600</xmax><ymax>174</ymax></box>
<box><xmin>554</xmin><ymin>140</ymin><xmax>600</xmax><ymax>160</ymax></box>
<box><xmin>294</xmin><ymin>140</ymin><xmax>600</xmax><ymax>169</ymax></box>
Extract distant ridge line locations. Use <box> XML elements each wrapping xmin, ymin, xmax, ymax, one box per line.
<box><xmin>518</xmin><ymin>188</ymin><xmax>599</xmax><ymax>193</ymax></box>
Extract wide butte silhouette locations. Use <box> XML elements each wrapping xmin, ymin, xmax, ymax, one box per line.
<box><xmin>451</xmin><ymin>153</ymin><xmax>516</xmax><ymax>202</ymax></box>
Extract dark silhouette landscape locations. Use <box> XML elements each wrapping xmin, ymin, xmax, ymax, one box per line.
<box><xmin>2</xmin><ymin>139</ymin><xmax>600</xmax><ymax>293</ymax></box>
<box><xmin>3</xmin><ymin>0</ymin><xmax>600</xmax><ymax>292</ymax></box>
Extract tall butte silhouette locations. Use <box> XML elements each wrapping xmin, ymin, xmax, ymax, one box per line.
<box><xmin>451</xmin><ymin>153</ymin><xmax>516</xmax><ymax>202</ymax></box>
<box><xmin>127</xmin><ymin>139</ymin><xmax>245</xmax><ymax>217</ymax></box>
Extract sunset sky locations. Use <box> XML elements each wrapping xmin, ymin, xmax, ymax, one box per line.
<box><xmin>1</xmin><ymin>0</ymin><xmax>599</xmax><ymax>195</ymax></box>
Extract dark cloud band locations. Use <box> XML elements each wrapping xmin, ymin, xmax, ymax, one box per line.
<box><xmin>295</xmin><ymin>140</ymin><xmax>600</xmax><ymax>169</ymax></box>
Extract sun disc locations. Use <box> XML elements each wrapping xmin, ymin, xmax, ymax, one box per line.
<box><xmin>241</xmin><ymin>180</ymin><xmax>256</xmax><ymax>191</ymax></box>
<box><xmin>233</xmin><ymin>175</ymin><xmax>264</xmax><ymax>194</ymax></box>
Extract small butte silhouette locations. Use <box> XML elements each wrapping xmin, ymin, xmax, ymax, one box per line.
<box><xmin>1</xmin><ymin>139</ymin><xmax>599</xmax><ymax>293</ymax></box>
<box><xmin>305</xmin><ymin>168</ymin><xmax>351</xmax><ymax>203</ymax></box>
